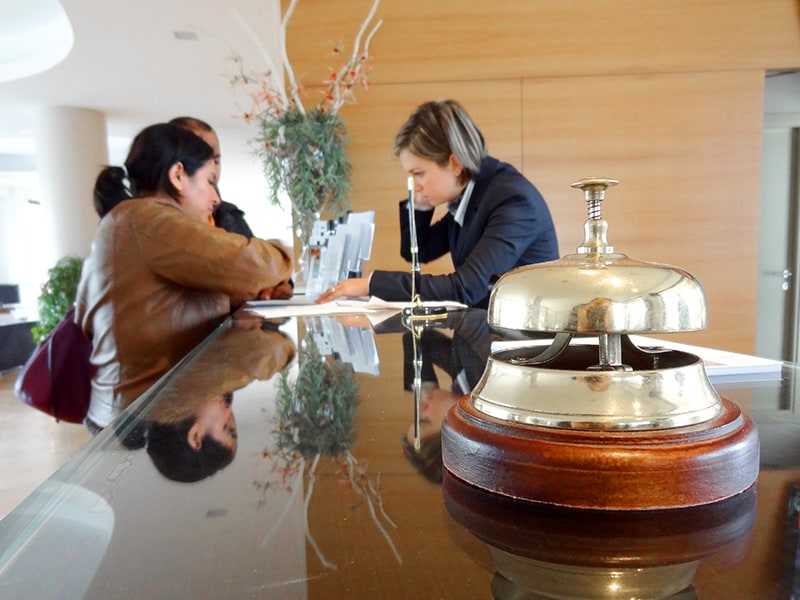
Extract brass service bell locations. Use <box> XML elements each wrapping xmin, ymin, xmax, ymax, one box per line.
<box><xmin>441</xmin><ymin>178</ymin><xmax>759</xmax><ymax>510</ymax></box>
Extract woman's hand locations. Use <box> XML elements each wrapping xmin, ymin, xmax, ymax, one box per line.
<box><xmin>315</xmin><ymin>278</ymin><xmax>369</xmax><ymax>303</ymax></box>
<box><xmin>259</xmin><ymin>280</ymin><xmax>293</xmax><ymax>300</ymax></box>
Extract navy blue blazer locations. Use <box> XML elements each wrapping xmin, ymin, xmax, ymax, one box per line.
<box><xmin>370</xmin><ymin>156</ymin><xmax>559</xmax><ymax>308</ymax></box>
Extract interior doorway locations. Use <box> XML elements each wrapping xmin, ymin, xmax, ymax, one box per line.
<box><xmin>757</xmin><ymin>71</ymin><xmax>800</xmax><ymax>361</ymax></box>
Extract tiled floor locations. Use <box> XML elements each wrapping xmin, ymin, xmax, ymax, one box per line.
<box><xmin>0</xmin><ymin>368</ymin><xmax>91</xmax><ymax>519</ymax></box>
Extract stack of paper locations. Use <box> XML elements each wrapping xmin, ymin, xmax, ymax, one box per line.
<box><xmin>243</xmin><ymin>296</ymin><xmax>466</xmax><ymax>323</ymax></box>
<box><xmin>491</xmin><ymin>335</ymin><xmax>783</xmax><ymax>383</ymax></box>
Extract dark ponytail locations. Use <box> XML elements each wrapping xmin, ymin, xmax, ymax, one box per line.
<box><xmin>92</xmin><ymin>123</ymin><xmax>214</xmax><ymax>218</ymax></box>
<box><xmin>94</xmin><ymin>165</ymin><xmax>136</xmax><ymax>218</ymax></box>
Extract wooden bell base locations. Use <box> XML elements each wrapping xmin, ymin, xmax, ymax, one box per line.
<box><xmin>442</xmin><ymin>474</ymin><xmax>757</xmax><ymax>600</ymax></box>
<box><xmin>442</xmin><ymin>473</ymin><xmax>757</xmax><ymax>567</ymax></box>
<box><xmin>441</xmin><ymin>395</ymin><xmax>759</xmax><ymax>510</ymax></box>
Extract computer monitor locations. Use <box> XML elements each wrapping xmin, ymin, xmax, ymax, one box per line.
<box><xmin>0</xmin><ymin>284</ymin><xmax>21</xmax><ymax>305</ymax></box>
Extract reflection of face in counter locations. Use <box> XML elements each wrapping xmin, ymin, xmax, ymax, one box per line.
<box><xmin>407</xmin><ymin>383</ymin><xmax>460</xmax><ymax>442</ymax></box>
<box><xmin>118</xmin><ymin>393</ymin><xmax>237</xmax><ymax>483</ymax></box>
<box><xmin>190</xmin><ymin>393</ymin><xmax>238</xmax><ymax>453</ymax></box>
<box><xmin>402</xmin><ymin>383</ymin><xmax>461</xmax><ymax>483</ymax></box>
<box><xmin>398</xmin><ymin>310</ymin><xmax>493</xmax><ymax>483</ymax></box>
<box><xmin>116</xmin><ymin>320</ymin><xmax>296</xmax><ymax>483</ymax></box>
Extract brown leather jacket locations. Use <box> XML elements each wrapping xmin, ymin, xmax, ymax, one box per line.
<box><xmin>75</xmin><ymin>197</ymin><xmax>292</xmax><ymax>428</ymax></box>
<box><xmin>148</xmin><ymin>322</ymin><xmax>296</xmax><ymax>425</ymax></box>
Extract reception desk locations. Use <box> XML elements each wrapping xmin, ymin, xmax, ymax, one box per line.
<box><xmin>0</xmin><ymin>315</ymin><xmax>35</xmax><ymax>372</ymax></box>
<box><xmin>0</xmin><ymin>305</ymin><xmax>798</xmax><ymax>598</ymax></box>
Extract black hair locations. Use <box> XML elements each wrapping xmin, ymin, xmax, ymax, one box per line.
<box><xmin>93</xmin><ymin>122</ymin><xmax>214</xmax><ymax>218</ymax></box>
<box><xmin>117</xmin><ymin>414</ymin><xmax>235</xmax><ymax>483</ymax></box>
<box><xmin>93</xmin><ymin>165</ymin><xmax>134</xmax><ymax>218</ymax></box>
<box><xmin>146</xmin><ymin>419</ymin><xmax>235</xmax><ymax>483</ymax></box>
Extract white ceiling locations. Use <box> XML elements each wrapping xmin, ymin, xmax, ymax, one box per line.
<box><xmin>0</xmin><ymin>0</ymin><xmax>282</xmax><ymax>169</ymax></box>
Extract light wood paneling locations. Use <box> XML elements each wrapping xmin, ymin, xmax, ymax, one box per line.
<box><xmin>521</xmin><ymin>70</ymin><xmax>766</xmax><ymax>351</ymax></box>
<box><xmin>285</xmin><ymin>0</ymin><xmax>800</xmax><ymax>85</ymax></box>
<box><xmin>282</xmin><ymin>0</ymin><xmax>800</xmax><ymax>354</ymax></box>
<box><xmin>342</xmin><ymin>71</ymin><xmax>765</xmax><ymax>352</ymax></box>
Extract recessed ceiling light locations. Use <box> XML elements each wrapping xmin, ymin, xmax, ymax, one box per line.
<box><xmin>0</xmin><ymin>0</ymin><xmax>74</xmax><ymax>83</ymax></box>
<box><xmin>173</xmin><ymin>31</ymin><xmax>199</xmax><ymax>41</ymax></box>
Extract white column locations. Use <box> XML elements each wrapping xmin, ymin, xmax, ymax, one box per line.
<box><xmin>33</xmin><ymin>106</ymin><xmax>107</xmax><ymax>263</ymax></box>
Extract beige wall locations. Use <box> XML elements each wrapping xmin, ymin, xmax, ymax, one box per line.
<box><xmin>286</xmin><ymin>0</ymin><xmax>800</xmax><ymax>353</ymax></box>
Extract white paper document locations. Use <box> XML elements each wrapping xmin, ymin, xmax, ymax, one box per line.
<box><xmin>244</xmin><ymin>296</ymin><xmax>466</xmax><ymax>321</ymax></box>
<box><xmin>491</xmin><ymin>335</ymin><xmax>783</xmax><ymax>383</ymax></box>
<box><xmin>627</xmin><ymin>335</ymin><xmax>784</xmax><ymax>383</ymax></box>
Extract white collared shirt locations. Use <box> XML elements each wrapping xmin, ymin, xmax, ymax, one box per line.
<box><xmin>450</xmin><ymin>179</ymin><xmax>476</xmax><ymax>226</ymax></box>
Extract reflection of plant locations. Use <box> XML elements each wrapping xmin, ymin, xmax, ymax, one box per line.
<box><xmin>257</xmin><ymin>335</ymin><xmax>400</xmax><ymax>567</ymax></box>
<box><xmin>276</xmin><ymin>333</ymin><xmax>359</xmax><ymax>458</ymax></box>
<box><xmin>32</xmin><ymin>255</ymin><xmax>83</xmax><ymax>343</ymax></box>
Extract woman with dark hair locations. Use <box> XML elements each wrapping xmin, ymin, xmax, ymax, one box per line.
<box><xmin>168</xmin><ymin>116</ymin><xmax>293</xmax><ymax>298</ymax></box>
<box><xmin>117</xmin><ymin>394</ymin><xmax>237</xmax><ymax>483</ymax></box>
<box><xmin>168</xmin><ymin>116</ymin><xmax>256</xmax><ymax>239</ymax></box>
<box><xmin>115</xmin><ymin>313</ymin><xmax>296</xmax><ymax>482</ymax></box>
<box><xmin>76</xmin><ymin>122</ymin><xmax>293</xmax><ymax>433</ymax></box>
<box><xmin>317</xmin><ymin>99</ymin><xmax>559</xmax><ymax>309</ymax></box>
<box><xmin>115</xmin><ymin>320</ymin><xmax>297</xmax><ymax>482</ymax></box>
<box><xmin>94</xmin><ymin>115</ymin><xmax>251</xmax><ymax>234</ymax></box>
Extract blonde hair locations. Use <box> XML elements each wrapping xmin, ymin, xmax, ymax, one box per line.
<box><xmin>393</xmin><ymin>100</ymin><xmax>487</xmax><ymax>184</ymax></box>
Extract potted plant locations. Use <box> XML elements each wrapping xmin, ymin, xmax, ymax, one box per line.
<box><xmin>229</xmin><ymin>0</ymin><xmax>382</xmax><ymax>284</ymax></box>
<box><xmin>31</xmin><ymin>255</ymin><xmax>83</xmax><ymax>343</ymax></box>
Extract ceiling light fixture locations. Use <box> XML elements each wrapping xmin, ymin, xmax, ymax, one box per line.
<box><xmin>0</xmin><ymin>0</ymin><xmax>74</xmax><ymax>83</ymax></box>
<box><xmin>173</xmin><ymin>31</ymin><xmax>199</xmax><ymax>41</ymax></box>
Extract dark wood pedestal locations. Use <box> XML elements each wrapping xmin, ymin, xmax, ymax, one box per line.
<box><xmin>442</xmin><ymin>395</ymin><xmax>759</xmax><ymax>510</ymax></box>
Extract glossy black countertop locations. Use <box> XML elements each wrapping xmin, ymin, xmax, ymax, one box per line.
<box><xmin>1</xmin><ymin>307</ymin><xmax>799</xmax><ymax>599</ymax></box>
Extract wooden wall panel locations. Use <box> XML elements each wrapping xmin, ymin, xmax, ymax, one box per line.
<box><xmin>343</xmin><ymin>71</ymin><xmax>765</xmax><ymax>352</ymax></box>
<box><xmin>282</xmin><ymin>0</ymin><xmax>800</xmax><ymax>353</ymax></box>
<box><xmin>285</xmin><ymin>0</ymin><xmax>800</xmax><ymax>84</ymax></box>
<box><xmin>521</xmin><ymin>70</ymin><xmax>766</xmax><ymax>351</ymax></box>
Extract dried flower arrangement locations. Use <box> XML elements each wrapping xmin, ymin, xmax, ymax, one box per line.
<box><xmin>229</xmin><ymin>0</ymin><xmax>382</xmax><ymax>249</ymax></box>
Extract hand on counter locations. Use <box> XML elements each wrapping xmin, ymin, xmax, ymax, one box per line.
<box><xmin>258</xmin><ymin>280</ymin><xmax>294</xmax><ymax>301</ymax></box>
<box><xmin>315</xmin><ymin>277</ymin><xmax>369</xmax><ymax>303</ymax></box>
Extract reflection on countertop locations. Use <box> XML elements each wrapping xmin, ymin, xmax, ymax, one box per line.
<box><xmin>443</xmin><ymin>472</ymin><xmax>757</xmax><ymax>599</ymax></box>
<box><xmin>1</xmin><ymin>310</ymin><xmax>800</xmax><ymax>598</ymax></box>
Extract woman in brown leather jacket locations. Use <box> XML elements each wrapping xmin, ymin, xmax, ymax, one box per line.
<box><xmin>76</xmin><ymin>123</ymin><xmax>293</xmax><ymax>433</ymax></box>
<box><xmin>116</xmin><ymin>318</ymin><xmax>296</xmax><ymax>482</ymax></box>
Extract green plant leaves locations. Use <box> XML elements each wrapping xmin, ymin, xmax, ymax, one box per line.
<box><xmin>275</xmin><ymin>334</ymin><xmax>359</xmax><ymax>459</ymax></box>
<box><xmin>31</xmin><ymin>255</ymin><xmax>83</xmax><ymax>344</ymax></box>
<box><xmin>257</xmin><ymin>109</ymin><xmax>352</xmax><ymax>244</ymax></box>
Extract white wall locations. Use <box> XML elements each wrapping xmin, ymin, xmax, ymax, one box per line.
<box><xmin>0</xmin><ymin>176</ymin><xmax>50</xmax><ymax>316</ymax></box>
<box><xmin>214</xmin><ymin>124</ymin><xmax>294</xmax><ymax>248</ymax></box>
